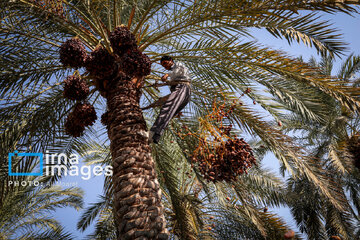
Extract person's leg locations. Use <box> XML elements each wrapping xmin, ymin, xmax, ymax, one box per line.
<box><xmin>173</xmin><ymin>85</ymin><xmax>191</xmax><ymax>117</ymax></box>
<box><xmin>150</xmin><ymin>84</ymin><xmax>191</xmax><ymax>143</ymax></box>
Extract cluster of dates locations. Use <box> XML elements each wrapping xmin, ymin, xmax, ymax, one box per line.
<box><xmin>59</xmin><ymin>26</ymin><xmax>151</xmax><ymax>137</ymax></box>
<box><xmin>192</xmin><ymin>133</ymin><xmax>257</xmax><ymax>183</ymax></box>
<box><xmin>64</xmin><ymin>102</ymin><xmax>97</xmax><ymax>137</ymax></box>
<box><xmin>29</xmin><ymin>0</ymin><xmax>65</xmax><ymax>17</ymax></box>
<box><xmin>62</xmin><ymin>73</ymin><xmax>96</xmax><ymax>137</ymax></box>
<box><xmin>187</xmin><ymin>97</ymin><xmax>256</xmax><ymax>183</ymax></box>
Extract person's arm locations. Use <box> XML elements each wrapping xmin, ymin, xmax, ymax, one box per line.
<box><xmin>161</xmin><ymin>73</ymin><xmax>169</xmax><ymax>82</ymax></box>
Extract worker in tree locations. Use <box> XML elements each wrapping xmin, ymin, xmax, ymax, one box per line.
<box><xmin>145</xmin><ymin>56</ymin><xmax>192</xmax><ymax>144</ymax></box>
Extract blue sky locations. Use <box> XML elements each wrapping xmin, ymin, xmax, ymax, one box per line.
<box><xmin>54</xmin><ymin>10</ymin><xmax>360</xmax><ymax>239</ymax></box>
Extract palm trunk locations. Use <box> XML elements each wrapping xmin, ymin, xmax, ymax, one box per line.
<box><xmin>106</xmin><ymin>75</ymin><xmax>169</xmax><ymax>240</ymax></box>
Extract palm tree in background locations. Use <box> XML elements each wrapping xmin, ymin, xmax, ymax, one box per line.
<box><xmin>0</xmin><ymin>184</ymin><xmax>83</xmax><ymax>240</ymax></box>
<box><xmin>0</xmin><ymin>120</ymin><xmax>84</xmax><ymax>239</ymax></box>
<box><xmin>2</xmin><ymin>0</ymin><xmax>360</xmax><ymax>239</ymax></box>
<box><xmin>0</xmin><ymin>154</ymin><xmax>83</xmax><ymax>239</ymax></box>
<box><xmin>274</xmin><ymin>54</ymin><xmax>360</xmax><ymax>239</ymax></box>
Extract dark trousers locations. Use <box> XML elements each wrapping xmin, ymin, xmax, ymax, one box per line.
<box><xmin>150</xmin><ymin>83</ymin><xmax>191</xmax><ymax>136</ymax></box>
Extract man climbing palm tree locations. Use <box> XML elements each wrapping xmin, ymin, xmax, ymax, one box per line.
<box><xmin>147</xmin><ymin>56</ymin><xmax>192</xmax><ymax>144</ymax></box>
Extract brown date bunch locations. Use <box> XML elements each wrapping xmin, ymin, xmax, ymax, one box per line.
<box><xmin>64</xmin><ymin>112</ymin><xmax>85</xmax><ymax>137</ymax></box>
<box><xmin>85</xmin><ymin>46</ymin><xmax>117</xmax><ymax>78</ymax></box>
<box><xmin>120</xmin><ymin>48</ymin><xmax>152</xmax><ymax>77</ymax></box>
<box><xmin>110</xmin><ymin>26</ymin><xmax>137</xmax><ymax>56</ymax></box>
<box><xmin>101</xmin><ymin>111</ymin><xmax>110</xmax><ymax>126</ymax></box>
<box><xmin>219</xmin><ymin>124</ymin><xmax>233</xmax><ymax>136</ymax></box>
<box><xmin>63</xmin><ymin>75</ymin><xmax>89</xmax><ymax>101</ymax></box>
<box><xmin>73</xmin><ymin>102</ymin><xmax>97</xmax><ymax>126</ymax></box>
<box><xmin>186</xmin><ymin>93</ymin><xmax>257</xmax><ymax>183</ymax></box>
<box><xmin>29</xmin><ymin>0</ymin><xmax>65</xmax><ymax>17</ymax></box>
<box><xmin>347</xmin><ymin>134</ymin><xmax>360</xmax><ymax>170</ymax></box>
<box><xmin>59</xmin><ymin>38</ymin><xmax>87</xmax><ymax>68</ymax></box>
<box><xmin>64</xmin><ymin>102</ymin><xmax>97</xmax><ymax>137</ymax></box>
<box><xmin>194</xmin><ymin>136</ymin><xmax>256</xmax><ymax>183</ymax></box>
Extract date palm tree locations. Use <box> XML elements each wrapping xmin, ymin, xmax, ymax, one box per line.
<box><xmin>2</xmin><ymin>0</ymin><xmax>360</xmax><ymax>239</ymax></box>
<box><xmin>275</xmin><ymin>54</ymin><xmax>360</xmax><ymax>239</ymax></box>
